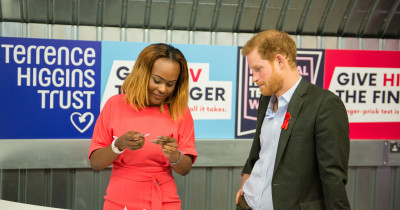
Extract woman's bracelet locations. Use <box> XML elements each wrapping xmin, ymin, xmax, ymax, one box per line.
<box><xmin>169</xmin><ymin>149</ymin><xmax>182</xmax><ymax>165</ymax></box>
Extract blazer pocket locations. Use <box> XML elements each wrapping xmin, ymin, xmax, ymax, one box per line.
<box><xmin>299</xmin><ymin>199</ymin><xmax>324</xmax><ymax>210</ymax></box>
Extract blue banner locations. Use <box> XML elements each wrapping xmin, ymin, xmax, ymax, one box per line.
<box><xmin>0</xmin><ymin>37</ymin><xmax>237</xmax><ymax>139</ymax></box>
<box><xmin>101</xmin><ymin>41</ymin><xmax>237</xmax><ymax>139</ymax></box>
<box><xmin>0</xmin><ymin>37</ymin><xmax>101</xmax><ymax>139</ymax></box>
<box><xmin>235</xmin><ymin>48</ymin><xmax>325</xmax><ymax>139</ymax></box>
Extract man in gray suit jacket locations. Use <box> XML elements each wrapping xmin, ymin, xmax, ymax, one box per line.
<box><xmin>235</xmin><ymin>30</ymin><xmax>350</xmax><ymax>210</ymax></box>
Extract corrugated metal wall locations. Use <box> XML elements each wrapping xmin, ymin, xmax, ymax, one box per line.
<box><xmin>1</xmin><ymin>166</ymin><xmax>400</xmax><ymax>209</ymax></box>
<box><xmin>1</xmin><ymin>22</ymin><xmax>400</xmax><ymax>210</ymax></box>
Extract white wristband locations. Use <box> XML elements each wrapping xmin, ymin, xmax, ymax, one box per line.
<box><xmin>111</xmin><ymin>137</ymin><xmax>124</xmax><ymax>154</ymax></box>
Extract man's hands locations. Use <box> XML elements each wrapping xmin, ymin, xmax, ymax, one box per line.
<box><xmin>236</xmin><ymin>173</ymin><xmax>250</xmax><ymax>204</ymax></box>
<box><xmin>114</xmin><ymin>131</ymin><xmax>148</xmax><ymax>151</ymax></box>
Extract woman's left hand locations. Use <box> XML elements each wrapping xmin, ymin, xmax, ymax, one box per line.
<box><xmin>152</xmin><ymin>135</ymin><xmax>180</xmax><ymax>162</ymax></box>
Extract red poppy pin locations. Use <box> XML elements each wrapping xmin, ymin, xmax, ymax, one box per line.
<box><xmin>281</xmin><ymin>112</ymin><xmax>291</xmax><ymax>130</ymax></box>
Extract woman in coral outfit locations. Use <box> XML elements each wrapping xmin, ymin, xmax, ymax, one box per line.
<box><xmin>89</xmin><ymin>43</ymin><xmax>197</xmax><ymax>210</ymax></box>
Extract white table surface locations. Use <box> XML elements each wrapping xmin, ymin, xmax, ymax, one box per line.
<box><xmin>0</xmin><ymin>200</ymin><xmax>70</xmax><ymax>210</ymax></box>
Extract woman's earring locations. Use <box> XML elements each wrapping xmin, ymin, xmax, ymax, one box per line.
<box><xmin>165</xmin><ymin>95</ymin><xmax>173</xmax><ymax>103</ymax></box>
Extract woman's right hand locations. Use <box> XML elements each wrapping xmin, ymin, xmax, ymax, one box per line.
<box><xmin>115</xmin><ymin>131</ymin><xmax>146</xmax><ymax>151</ymax></box>
<box><xmin>90</xmin><ymin>131</ymin><xmax>147</xmax><ymax>170</ymax></box>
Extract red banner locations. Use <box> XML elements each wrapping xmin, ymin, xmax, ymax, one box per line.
<box><xmin>324</xmin><ymin>50</ymin><xmax>400</xmax><ymax>139</ymax></box>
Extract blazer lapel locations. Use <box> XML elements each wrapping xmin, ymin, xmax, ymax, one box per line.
<box><xmin>274</xmin><ymin>78</ymin><xmax>309</xmax><ymax>173</ymax></box>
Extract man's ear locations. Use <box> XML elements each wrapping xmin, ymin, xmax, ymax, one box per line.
<box><xmin>275</xmin><ymin>54</ymin><xmax>287</xmax><ymax>69</ymax></box>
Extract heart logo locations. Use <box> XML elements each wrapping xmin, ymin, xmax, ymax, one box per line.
<box><xmin>70</xmin><ymin>112</ymin><xmax>94</xmax><ymax>133</ymax></box>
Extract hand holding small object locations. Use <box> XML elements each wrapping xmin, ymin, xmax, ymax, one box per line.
<box><xmin>151</xmin><ymin>134</ymin><xmax>181</xmax><ymax>164</ymax></box>
<box><xmin>114</xmin><ymin>131</ymin><xmax>149</xmax><ymax>151</ymax></box>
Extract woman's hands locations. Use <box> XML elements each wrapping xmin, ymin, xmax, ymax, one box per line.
<box><xmin>114</xmin><ymin>131</ymin><xmax>148</xmax><ymax>151</ymax></box>
<box><xmin>114</xmin><ymin>132</ymin><xmax>179</xmax><ymax>160</ymax></box>
<box><xmin>151</xmin><ymin>135</ymin><xmax>180</xmax><ymax>162</ymax></box>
